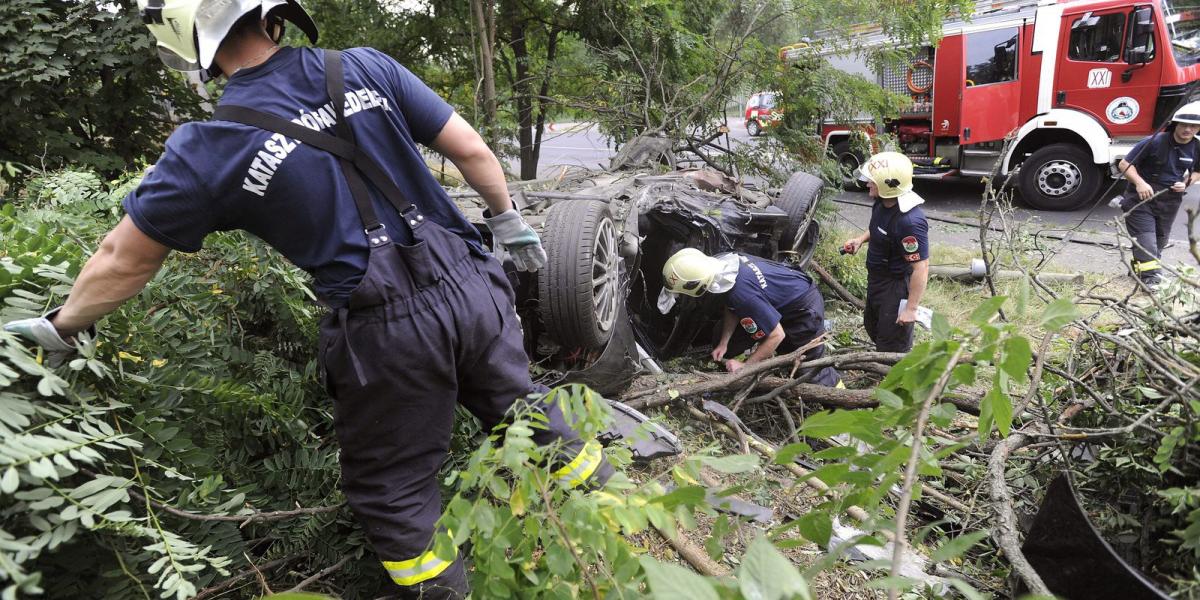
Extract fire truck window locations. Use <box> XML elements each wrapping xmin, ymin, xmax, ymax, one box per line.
<box><xmin>965</xmin><ymin>27</ymin><xmax>1019</xmax><ymax>86</ymax></box>
<box><xmin>1068</xmin><ymin>13</ymin><xmax>1126</xmax><ymax>62</ymax></box>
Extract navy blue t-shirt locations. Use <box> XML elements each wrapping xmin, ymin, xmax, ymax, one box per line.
<box><xmin>123</xmin><ymin>46</ymin><xmax>482</xmax><ymax>306</ymax></box>
<box><xmin>724</xmin><ymin>255</ymin><xmax>817</xmax><ymax>341</ymax></box>
<box><xmin>866</xmin><ymin>201</ymin><xmax>929</xmax><ymax>277</ymax></box>
<box><xmin>1125</xmin><ymin>131</ymin><xmax>1200</xmax><ymax>187</ymax></box>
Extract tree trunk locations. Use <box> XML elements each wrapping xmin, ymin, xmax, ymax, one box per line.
<box><xmin>470</xmin><ymin>0</ymin><xmax>499</xmax><ymax>150</ymax></box>
<box><xmin>504</xmin><ymin>0</ymin><xmax>536</xmax><ymax>180</ymax></box>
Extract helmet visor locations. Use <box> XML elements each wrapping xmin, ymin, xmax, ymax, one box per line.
<box><xmin>854</xmin><ymin>167</ymin><xmax>871</xmax><ymax>184</ymax></box>
<box><xmin>157</xmin><ymin>45</ymin><xmax>202</xmax><ymax>72</ymax></box>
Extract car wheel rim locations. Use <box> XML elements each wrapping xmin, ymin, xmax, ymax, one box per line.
<box><xmin>1035</xmin><ymin>160</ymin><xmax>1081</xmax><ymax>197</ymax></box>
<box><xmin>591</xmin><ymin>218</ymin><xmax>619</xmax><ymax>334</ymax></box>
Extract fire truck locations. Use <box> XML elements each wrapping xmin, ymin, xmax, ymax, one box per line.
<box><xmin>781</xmin><ymin>0</ymin><xmax>1200</xmax><ymax>210</ymax></box>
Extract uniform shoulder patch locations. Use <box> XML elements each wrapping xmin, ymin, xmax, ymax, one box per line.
<box><xmin>905</xmin><ymin>253</ymin><xmax>922</xmax><ymax>262</ymax></box>
<box><xmin>902</xmin><ymin>236</ymin><xmax>919</xmax><ymax>253</ymax></box>
<box><xmin>740</xmin><ymin>318</ymin><xmax>758</xmax><ymax>334</ymax></box>
<box><xmin>752</xmin><ymin>330</ymin><xmax>767</xmax><ymax>340</ymax></box>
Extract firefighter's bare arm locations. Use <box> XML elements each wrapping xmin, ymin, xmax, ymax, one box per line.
<box><xmin>712</xmin><ymin>310</ymin><xmax>737</xmax><ymax>361</ymax></box>
<box><xmin>1119</xmin><ymin>159</ymin><xmax>1155</xmax><ymax>200</ymax></box>
<box><xmin>53</xmin><ymin>216</ymin><xmax>172</xmax><ymax>336</ymax></box>
<box><xmin>726</xmin><ymin>323</ymin><xmax>785</xmax><ymax>373</ymax></box>
<box><xmin>897</xmin><ymin>259</ymin><xmax>929</xmax><ymax>325</ymax></box>
<box><xmin>430</xmin><ymin>112</ymin><xmax>514</xmax><ymax>216</ymax></box>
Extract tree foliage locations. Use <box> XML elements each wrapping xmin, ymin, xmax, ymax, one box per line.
<box><xmin>0</xmin><ymin>0</ymin><xmax>207</xmax><ymax>175</ymax></box>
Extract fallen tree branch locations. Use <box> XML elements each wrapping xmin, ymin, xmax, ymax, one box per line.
<box><xmin>888</xmin><ymin>345</ymin><xmax>967</xmax><ymax>600</ymax></box>
<box><xmin>124</xmin><ymin>485</ymin><xmax>344</xmax><ymax>526</ymax></box>
<box><xmin>808</xmin><ymin>259</ymin><xmax>865</xmax><ymax>310</ymax></box>
<box><xmin>653</xmin><ymin>524</ymin><xmax>729</xmax><ymax>576</ymax></box>
<box><xmin>193</xmin><ymin>556</ymin><xmax>297</xmax><ymax>600</ymax></box>
<box><xmin>624</xmin><ymin>350</ymin><xmax>908</xmax><ymax>410</ymax></box>
<box><xmin>750</xmin><ymin>378</ymin><xmax>981</xmax><ymax>415</ymax></box>
<box><xmin>285</xmin><ymin>555</ymin><xmax>352</xmax><ymax>593</ymax></box>
<box><xmin>988</xmin><ymin>432</ymin><xmax>1051</xmax><ymax>596</ymax></box>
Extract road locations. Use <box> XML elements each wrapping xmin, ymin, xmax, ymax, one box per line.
<box><xmin>519</xmin><ymin>120</ymin><xmax>1198</xmax><ymax>274</ymax></box>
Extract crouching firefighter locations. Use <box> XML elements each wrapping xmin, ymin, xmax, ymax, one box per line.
<box><xmin>1117</xmin><ymin>101</ymin><xmax>1200</xmax><ymax>288</ymax></box>
<box><xmin>2</xmin><ymin>1</ymin><xmax>610</xmax><ymax>597</ymax></box>
<box><xmin>659</xmin><ymin>249</ymin><xmax>843</xmax><ymax>387</ymax></box>
<box><xmin>842</xmin><ymin>152</ymin><xmax>930</xmax><ymax>353</ymax></box>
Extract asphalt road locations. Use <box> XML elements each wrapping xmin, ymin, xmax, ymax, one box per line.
<box><xmin>519</xmin><ymin>120</ymin><xmax>1198</xmax><ymax>274</ymax></box>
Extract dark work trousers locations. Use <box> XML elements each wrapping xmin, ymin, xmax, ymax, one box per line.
<box><xmin>864</xmin><ymin>270</ymin><xmax>914</xmax><ymax>353</ymax></box>
<box><xmin>318</xmin><ymin>219</ymin><xmax>612</xmax><ymax>599</ymax></box>
<box><xmin>722</xmin><ymin>288</ymin><xmax>842</xmax><ymax>387</ymax></box>
<box><xmin>1121</xmin><ymin>184</ymin><xmax>1184</xmax><ymax>282</ymax></box>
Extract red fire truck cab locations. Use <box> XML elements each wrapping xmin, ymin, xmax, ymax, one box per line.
<box><xmin>783</xmin><ymin>0</ymin><xmax>1200</xmax><ymax>210</ymax></box>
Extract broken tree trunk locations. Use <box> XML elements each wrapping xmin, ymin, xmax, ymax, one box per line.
<box><xmin>623</xmin><ymin>349</ymin><xmax>907</xmax><ymax>410</ymax></box>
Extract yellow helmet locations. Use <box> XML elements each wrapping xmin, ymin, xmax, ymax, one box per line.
<box><xmin>856</xmin><ymin>151</ymin><xmax>914</xmax><ymax>199</ymax></box>
<box><xmin>662</xmin><ymin>248</ymin><xmax>723</xmax><ymax>297</ymax></box>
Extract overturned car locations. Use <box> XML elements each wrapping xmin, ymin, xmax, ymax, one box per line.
<box><xmin>458</xmin><ymin>141</ymin><xmax>826</xmax><ymax>394</ymax></box>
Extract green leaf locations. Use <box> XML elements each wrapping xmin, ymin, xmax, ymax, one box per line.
<box><xmin>640</xmin><ymin>556</ymin><xmax>719</xmax><ymax>600</ymax></box>
<box><xmin>0</xmin><ymin>467</ymin><xmax>18</xmax><ymax>494</ymax></box>
<box><xmin>699</xmin><ymin>453</ymin><xmax>759</xmax><ymax>474</ymax></box>
<box><xmin>931</xmin><ymin>310</ymin><xmax>952</xmax><ymax>340</ymax></box>
<box><xmin>650</xmin><ymin>486</ymin><xmax>706</xmax><ymax>510</ymax></box>
<box><xmin>874</xmin><ymin>388</ymin><xmax>904</xmax><ymax>409</ymax></box>
<box><xmin>795</xmin><ymin>511</ymin><xmax>832</xmax><ymax>547</ymax></box>
<box><xmin>969</xmin><ymin>296</ymin><xmax>1007</xmax><ymax>326</ymax></box>
<box><xmin>799</xmin><ymin>410</ymin><xmax>873</xmax><ymax>439</ymax></box>
<box><xmin>774</xmin><ymin>442</ymin><xmax>812</xmax><ymax>465</ymax></box>
<box><xmin>1000</xmin><ymin>336</ymin><xmax>1032</xmax><ymax>383</ymax></box>
<box><xmin>737</xmin><ymin>536</ymin><xmax>812</xmax><ymax>600</ymax></box>
<box><xmin>930</xmin><ymin>530</ymin><xmax>990</xmax><ymax>562</ymax></box>
<box><xmin>1038</xmin><ymin>298</ymin><xmax>1079</xmax><ymax>331</ymax></box>
<box><xmin>1015</xmin><ymin>274</ymin><xmax>1031</xmax><ymax>318</ymax></box>
<box><xmin>947</xmin><ymin>578</ymin><xmax>989</xmax><ymax>600</ymax></box>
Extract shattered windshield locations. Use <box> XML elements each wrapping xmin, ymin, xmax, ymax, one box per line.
<box><xmin>1165</xmin><ymin>0</ymin><xmax>1200</xmax><ymax>66</ymax></box>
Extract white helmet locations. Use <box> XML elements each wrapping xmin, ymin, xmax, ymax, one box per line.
<box><xmin>137</xmin><ymin>0</ymin><xmax>318</xmax><ymax>76</ymax></box>
<box><xmin>1173</xmin><ymin>101</ymin><xmax>1200</xmax><ymax>125</ymax></box>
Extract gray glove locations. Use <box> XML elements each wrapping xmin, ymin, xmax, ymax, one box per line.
<box><xmin>3</xmin><ymin>307</ymin><xmax>87</xmax><ymax>366</ymax></box>
<box><xmin>484</xmin><ymin>208</ymin><xmax>548</xmax><ymax>272</ymax></box>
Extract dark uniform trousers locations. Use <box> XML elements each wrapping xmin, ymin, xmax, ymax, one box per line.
<box><xmin>1121</xmin><ymin>183</ymin><xmax>1184</xmax><ymax>282</ymax></box>
<box><xmin>864</xmin><ymin>270</ymin><xmax>914</xmax><ymax>353</ymax></box>
<box><xmin>318</xmin><ymin>218</ymin><xmax>611</xmax><ymax>598</ymax></box>
<box><xmin>723</xmin><ymin>287</ymin><xmax>842</xmax><ymax>386</ymax></box>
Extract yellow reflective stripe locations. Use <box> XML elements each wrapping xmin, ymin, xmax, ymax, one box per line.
<box><xmin>1134</xmin><ymin>260</ymin><xmax>1161</xmax><ymax>272</ymax></box>
<box><xmin>836</xmin><ymin>380</ymin><xmax>846</xmax><ymax>389</ymax></box>
<box><xmin>382</xmin><ymin>551</ymin><xmax>453</xmax><ymax>586</ymax></box>
<box><xmin>552</xmin><ymin>440</ymin><xmax>602</xmax><ymax>488</ymax></box>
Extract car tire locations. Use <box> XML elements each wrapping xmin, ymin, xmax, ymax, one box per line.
<box><xmin>1017</xmin><ymin>143</ymin><xmax>1102</xmax><ymax>211</ymax></box>
<box><xmin>832</xmin><ymin>141</ymin><xmax>865</xmax><ymax>190</ymax></box>
<box><xmin>538</xmin><ymin>199</ymin><xmax>621</xmax><ymax>350</ymax></box>
<box><xmin>747</xmin><ymin>120</ymin><xmax>762</xmax><ymax>137</ymax></box>
<box><xmin>776</xmin><ymin>171</ymin><xmax>824</xmax><ymax>257</ymax></box>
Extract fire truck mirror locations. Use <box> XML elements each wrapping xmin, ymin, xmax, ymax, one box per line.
<box><xmin>1125</xmin><ymin>6</ymin><xmax>1155</xmax><ymax>65</ymax></box>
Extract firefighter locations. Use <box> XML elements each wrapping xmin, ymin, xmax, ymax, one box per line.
<box><xmin>841</xmin><ymin>152</ymin><xmax>930</xmax><ymax>353</ymax></box>
<box><xmin>1117</xmin><ymin>101</ymin><xmax>1200</xmax><ymax>288</ymax></box>
<box><xmin>659</xmin><ymin>249</ymin><xmax>843</xmax><ymax>387</ymax></box>
<box><xmin>2</xmin><ymin>2</ymin><xmax>610</xmax><ymax>597</ymax></box>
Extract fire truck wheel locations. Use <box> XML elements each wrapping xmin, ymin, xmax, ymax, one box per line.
<box><xmin>747</xmin><ymin>120</ymin><xmax>762</xmax><ymax>136</ymax></box>
<box><xmin>1017</xmin><ymin>144</ymin><xmax>1102</xmax><ymax>211</ymax></box>
<box><xmin>832</xmin><ymin>141</ymin><xmax>866</xmax><ymax>190</ymax></box>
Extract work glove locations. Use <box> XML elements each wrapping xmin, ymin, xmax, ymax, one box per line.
<box><xmin>484</xmin><ymin>208</ymin><xmax>547</xmax><ymax>272</ymax></box>
<box><xmin>3</xmin><ymin>307</ymin><xmax>90</xmax><ymax>367</ymax></box>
